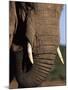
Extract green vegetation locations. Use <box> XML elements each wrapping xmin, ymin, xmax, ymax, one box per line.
<box><xmin>47</xmin><ymin>45</ymin><xmax>66</xmax><ymax>81</ymax></box>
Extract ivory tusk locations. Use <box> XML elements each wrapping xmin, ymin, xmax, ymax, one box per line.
<box><xmin>57</xmin><ymin>46</ymin><xmax>64</xmax><ymax>64</ymax></box>
<box><xmin>27</xmin><ymin>42</ymin><xmax>34</xmax><ymax>64</ymax></box>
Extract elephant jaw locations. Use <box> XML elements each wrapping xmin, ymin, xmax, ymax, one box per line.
<box><xmin>57</xmin><ymin>46</ymin><xmax>64</xmax><ymax>64</ymax></box>
<box><xmin>27</xmin><ymin>42</ymin><xmax>34</xmax><ymax>64</ymax></box>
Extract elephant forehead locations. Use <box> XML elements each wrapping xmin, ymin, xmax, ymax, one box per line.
<box><xmin>32</xmin><ymin>4</ymin><xmax>60</xmax><ymax>26</ymax></box>
<box><xmin>34</xmin><ymin>3</ymin><xmax>62</xmax><ymax>16</ymax></box>
<box><xmin>34</xmin><ymin>16</ymin><xmax>59</xmax><ymax>35</ymax></box>
<box><xmin>35</xmin><ymin>3</ymin><xmax>54</xmax><ymax>10</ymax></box>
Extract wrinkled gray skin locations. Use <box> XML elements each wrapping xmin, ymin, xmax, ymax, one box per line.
<box><xmin>9</xmin><ymin>1</ymin><xmax>63</xmax><ymax>88</ymax></box>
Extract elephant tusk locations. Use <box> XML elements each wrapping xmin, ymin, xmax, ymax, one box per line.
<box><xmin>27</xmin><ymin>42</ymin><xmax>34</xmax><ymax>64</ymax></box>
<box><xmin>57</xmin><ymin>46</ymin><xmax>64</xmax><ymax>64</ymax></box>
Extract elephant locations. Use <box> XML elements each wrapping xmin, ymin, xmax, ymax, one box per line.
<box><xmin>9</xmin><ymin>1</ymin><xmax>63</xmax><ymax>88</ymax></box>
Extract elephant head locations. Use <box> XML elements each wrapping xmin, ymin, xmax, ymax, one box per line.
<box><xmin>9</xmin><ymin>2</ymin><xmax>63</xmax><ymax>88</ymax></box>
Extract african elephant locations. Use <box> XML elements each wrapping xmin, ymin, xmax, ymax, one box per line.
<box><xmin>9</xmin><ymin>2</ymin><xmax>63</xmax><ymax>88</ymax></box>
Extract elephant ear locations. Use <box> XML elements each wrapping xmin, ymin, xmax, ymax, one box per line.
<box><xmin>9</xmin><ymin>1</ymin><xmax>18</xmax><ymax>48</ymax></box>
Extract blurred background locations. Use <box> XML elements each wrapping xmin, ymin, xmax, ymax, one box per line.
<box><xmin>60</xmin><ymin>5</ymin><xmax>66</xmax><ymax>45</ymax></box>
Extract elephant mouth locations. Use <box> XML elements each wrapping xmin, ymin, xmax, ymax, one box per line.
<box><xmin>12</xmin><ymin>42</ymin><xmax>34</xmax><ymax>73</ymax></box>
<box><xmin>22</xmin><ymin>55</ymin><xmax>33</xmax><ymax>73</ymax></box>
<box><xmin>22</xmin><ymin>42</ymin><xmax>34</xmax><ymax>72</ymax></box>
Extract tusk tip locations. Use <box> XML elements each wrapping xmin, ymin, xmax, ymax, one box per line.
<box><xmin>57</xmin><ymin>47</ymin><xmax>64</xmax><ymax>64</ymax></box>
